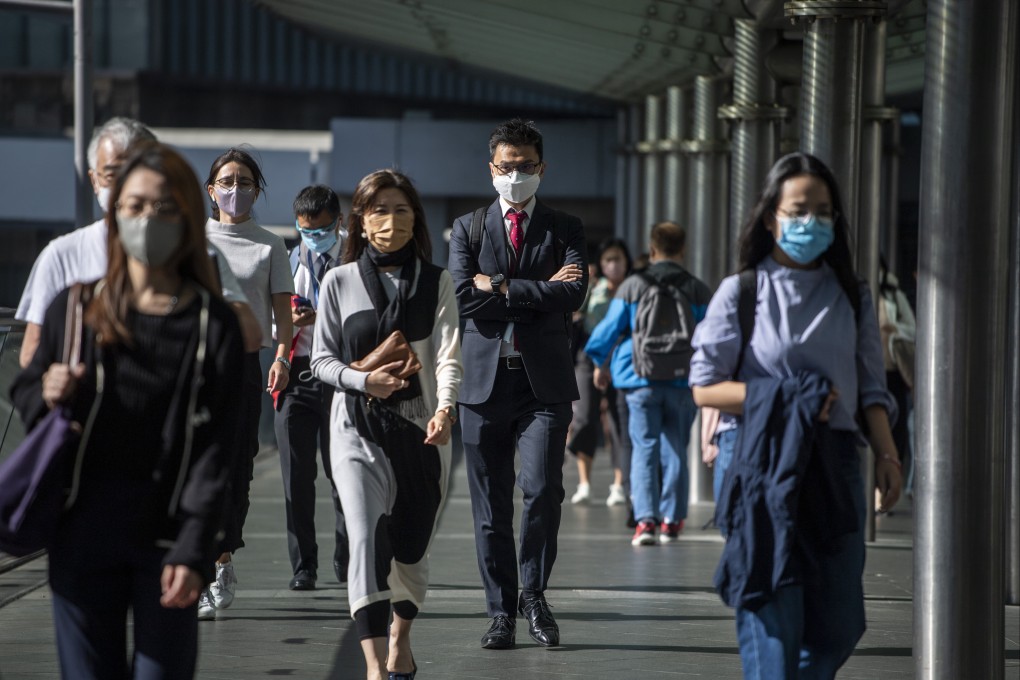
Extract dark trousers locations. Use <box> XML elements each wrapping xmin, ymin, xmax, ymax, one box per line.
<box><xmin>273</xmin><ymin>354</ymin><xmax>347</xmax><ymax>575</ymax></box>
<box><xmin>49</xmin><ymin>543</ymin><xmax>197</xmax><ymax>679</ymax></box>
<box><xmin>461</xmin><ymin>363</ymin><xmax>571</xmax><ymax>616</ymax></box>
<box><xmin>220</xmin><ymin>351</ymin><xmax>262</xmax><ymax>554</ymax></box>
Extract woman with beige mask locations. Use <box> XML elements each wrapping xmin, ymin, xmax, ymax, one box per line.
<box><xmin>311</xmin><ymin>170</ymin><xmax>462</xmax><ymax>680</ymax></box>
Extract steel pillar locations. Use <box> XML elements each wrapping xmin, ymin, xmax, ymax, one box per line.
<box><xmin>790</xmin><ymin>2</ymin><xmax>875</xmax><ymax>229</ymax></box>
<box><xmin>1007</xmin><ymin>63</ymin><xmax>1020</xmax><ymax>608</ymax></box>
<box><xmin>626</xmin><ymin>103</ymin><xmax>643</xmax><ymax>254</ymax></box>
<box><xmin>687</xmin><ymin>75</ymin><xmax>729</xmax><ymax>288</ymax></box>
<box><xmin>882</xmin><ymin>115</ymin><xmax>902</xmax><ymax>274</ymax></box>
<box><xmin>686</xmin><ymin>75</ymin><xmax>729</xmax><ymax>506</ymax></box>
<box><xmin>720</xmin><ymin>19</ymin><xmax>783</xmax><ymax>265</ymax></box>
<box><xmin>74</xmin><ymin>0</ymin><xmax>94</xmax><ymax>227</ymax></box>
<box><xmin>859</xmin><ymin>19</ymin><xmax>893</xmax><ymax>542</ymax></box>
<box><xmin>663</xmin><ymin>86</ymin><xmax>688</xmax><ymax>225</ymax></box>
<box><xmin>642</xmin><ymin>94</ymin><xmax>664</xmax><ymax>232</ymax></box>
<box><xmin>615</xmin><ymin>107</ymin><xmax>629</xmax><ymax>245</ymax></box>
<box><xmin>915</xmin><ymin>0</ymin><xmax>1017</xmax><ymax>676</ymax></box>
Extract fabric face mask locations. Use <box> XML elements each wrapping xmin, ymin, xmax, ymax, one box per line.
<box><xmin>492</xmin><ymin>171</ymin><xmax>541</xmax><ymax>204</ymax></box>
<box><xmin>214</xmin><ymin>186</ymin><xmax>257</xmax><ymax>219</ymax></box>
<box><xmin>298</xmin><ymin>221</ymin><xmax>338</xmax><ymax>254</ymax></box>
<box><xmin>117</xmin><ymin>214</ymin><xmax>185</xmax><ymax>267</ymax></box>
<box><xmin>364</xmin><ymin>213</ymin><xmax>414</xmax><ymax>253</ymax></box>
<box><xmin>776</xmin><ymin>214</ymin><xmax>835</xmax><ymax>265</ymax></box>
<box><xmin>96</xmin><ymin>186</ymin><xmax>112</xmax><ymax>213</ymax></box>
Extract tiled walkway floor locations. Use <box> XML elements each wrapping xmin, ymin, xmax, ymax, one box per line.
<box><xmin>1</xmin><ymin>446</ymin><xmax>1017</xmax><ymax>679</ymax></box>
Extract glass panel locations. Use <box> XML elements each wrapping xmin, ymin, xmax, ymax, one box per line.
<box><xmin>0</xmin><ymin>327</ymin><xmax>26</xmax><ymax>464</ymax></box>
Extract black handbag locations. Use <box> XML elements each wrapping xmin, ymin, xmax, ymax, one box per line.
<box><xmin>0</xmin><ymin>284</ymin><xmax>95</xmax><ymax>556</ymax></box>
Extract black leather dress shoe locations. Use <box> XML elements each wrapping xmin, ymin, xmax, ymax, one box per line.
<box><xmin>333</xmin><ymin>559</ymin><xmax>347</xmax><ymax>584</ymax></box>
<box><xmin>519</xmin><ymin>593</ymin><xmax>559</xmax><ymax>646</ymax></box>
<box><xmin>480</xmin><ymin>614</ymin><xmax>516</xmax><ymax>649</ymax></box>
<box><xmin>288</xmin><ymin>570</ymin><xmax>316</xmax><ymax>591</ymax></box>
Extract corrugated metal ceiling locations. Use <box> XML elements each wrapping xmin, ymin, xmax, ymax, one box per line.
<box><xmin>254</xmin><ymin>0</ymin><xmax>927</xmax><ymax>101</ymax></box>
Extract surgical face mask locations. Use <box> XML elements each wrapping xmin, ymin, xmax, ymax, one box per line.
<box><xmin>298</xmin><ymin>220</ymin><xmax>338</xmax><ymax>254</ymax></box>
<box><xmin>492</xmin><ymin>171</ymin><xmax>541</xmax><ymax>204</ymax></box>
<box><xmin>96</xmin><ymin>186</ymin><xmax>112</xmax><ymax>213</ymax></box>
<box><xmin>116</xmin><ymin>214</ymin><xmax>185</xmax><ymax>267</ymax></box>
<box><xmin>775</xmin><ymin>213</ymin><xmax>836</xmax><ymax>265</ymax></box>
<box><xmin>214</xmin><ymin>186</ymin><xmax>257</xmax><ymax>219</ymax></box>
<box><xmin>364</xmin><ymin>212</ymin><xmax>414</xmax><ymax>253</ymax></box>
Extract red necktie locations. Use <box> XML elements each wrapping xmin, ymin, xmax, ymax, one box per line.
<box><xmin>506</xmin><ymin>210</ymin><xmax>527</xmax><ymax>351</ymax></box>
<box><xmin>507</xmin><ymin>210</ymin><xmax>526</xmax><ymax>260</ymax></box>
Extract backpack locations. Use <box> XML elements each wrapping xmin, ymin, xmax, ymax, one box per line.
<box><xmin>631</xmin><ymin>271</ymin><xmax>696</xmax><ymax>381</ymax></box>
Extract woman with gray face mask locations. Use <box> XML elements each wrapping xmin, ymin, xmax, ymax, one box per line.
<box><xmin>11</xmin><ymin>141</ymin><xmax>245</xmax><ymax>679</ymax></box>
<box><xmin>201</xmin><ymin>147</ymin><xmax>295</xmax><ymax>620</ymax></box>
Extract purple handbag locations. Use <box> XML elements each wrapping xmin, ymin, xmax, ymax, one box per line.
<box><xmin>0</xmin><ymin>284</ymin><xmax>88</xmax><ymax>556</ymax></box>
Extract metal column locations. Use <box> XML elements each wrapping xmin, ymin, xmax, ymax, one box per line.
<box><xmin>626</xmin><ymin>103</ymin><xmax>643</xmax><ymax>254</ymax></box>
<box><xmin>916</xmin><ymin>0</ymin><xmax>1017</xmax><ymax>676</ymax></box>
<box><xmin>1007</xmin><ymin>66</ymin><xmax>1020</xmax><ymax>608</ymax></box>
<box><xmin>686</xmin><ymin>75</ymin><xmax>729</xmax><ymax>506</ymax></box>
<box><xmin>74</xmin><ymin>0</ymin><xmax>94</xmax><ymax>227</ymax></box>
<box><xmin>642</xmin><ymin>94</ymin><xmax>664</xmax><ymax>233</ymax></box>
<box><xmin>687</xmin><ymin>75</ymin><xmax>729</xmax><ymax>288</ymax></box>
<box><xmin>663</xmin><ymin>86</ymin><xmax>688</xmax><ymax>225</ymax></box>
<box><xmin>882</xmin><ymin>115</ymin><xmax>902</xmax><ymax>273</ymax></box>
<box><xmin>615</xmin><ymin>107</ymin><xmax>629</xmax><ymax>244</ymax></box>
<box><xmin>788</xmin><ymin>2</ymin><xmax>878</xmax><ymax>227</ymax></box>
<box><xmin>720</xmin><ymin>19</ymin><xmax>784</xmax><ymax>263</ymax></box>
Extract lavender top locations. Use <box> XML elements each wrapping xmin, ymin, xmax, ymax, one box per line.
<box><xmin>690</xmin><ymin>255</ymin><xmax>895</xmax><ymax>433</ymax></box>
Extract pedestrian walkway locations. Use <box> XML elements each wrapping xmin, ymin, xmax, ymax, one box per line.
<box><xmin>1</xmin><ymin>445</ymin><xmax>1017</xmax><ymax>679</ymax></box>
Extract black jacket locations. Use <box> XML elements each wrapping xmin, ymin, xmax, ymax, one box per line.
<box><xmin>714</xmin><ymin>372</ymin><xmax>859</xmax><ymax>610</ymax></box>
<box><xmin>11</xmin><ymin>284</ymin><xmax>244</xmax><ymax>582</ymax></box>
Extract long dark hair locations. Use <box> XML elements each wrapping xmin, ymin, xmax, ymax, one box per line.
<box><xmin>597</xmin><ymin>237</ymin><xmax>633</xmax><ymax>277</ymax></box>
<box><xmin>205</xmin><ymin>147</ymin><xmax>267</xmax><ymax>220</ymax></box>
<box><xmin>343</xmin><ymin>169</ymin><xmax>432</xmax><ymax>264</ymax></box>
<box><xmin>736</xmin><ymin>152</ymin><xmax>858</xmax><ymax>300</ymax></box>
<box><xmin>88</xmin><ymin>141</ymin><xmax>221</xmax><ymax>346</ymax></box>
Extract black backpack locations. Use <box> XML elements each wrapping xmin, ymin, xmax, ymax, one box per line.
<box><xmin>631</xmin><ymin>271</ymin><xmax>697</xmax><ymax>381</ymax></box>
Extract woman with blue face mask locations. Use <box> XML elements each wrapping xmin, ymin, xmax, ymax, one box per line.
<box><xmin>688</xmin><ymin>152</ymin><xmax>902</xmax><ymax>679</ymax></box>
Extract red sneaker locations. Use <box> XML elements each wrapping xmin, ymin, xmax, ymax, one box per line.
<box><xmin>658</xmin><ymin>520</ymin><xmax>683</xmax><ymax>543</ymax></box>
<box><xmin>631</xmin><ymin>520</ymin><xmax>657</xmax><ymax>546</ymax></box>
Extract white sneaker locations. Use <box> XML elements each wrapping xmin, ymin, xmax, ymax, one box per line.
<box><xmin>606</xmin><ymin>484</ymin><xmax>627</xmax><ymax>506</ymax></box>
<box><xmin>209</xmin><ymin>561</ymin><xmax>237</xmax><ymax>610</ymax></box>
<box><xmin>570</xmin><ymin>483</ymin><xmax>591</xmax><ymax>504</ymax></box>
<box><xmin>197</xmin><ymin>588</ymin><xmax>216</xmax><ymax>620</ymax></box>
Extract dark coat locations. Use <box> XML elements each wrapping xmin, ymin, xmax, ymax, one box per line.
<box><xmin>714</xmin><ymin>372</ymin><xmax>859</xmax><ymax>610</ymax></box>
<box><xmin>11</xmin><ymin>284</ymin><xmax>244</xmax><ymax>582</ymax></box>
<box><xmin>448</xmin><ymin>198</ymin><xmax>587</xmax><ymax>405</ymax></box>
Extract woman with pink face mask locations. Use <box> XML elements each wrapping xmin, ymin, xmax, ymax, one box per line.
<box><xmin>311</xmin><ymin>170</ymin><xmax>462</xmax><ymax>680</ymax></box>
<box><xmin>201</xmin><ymin>147</ymin><xmax>295</xmax><ymax>620</ymax></box>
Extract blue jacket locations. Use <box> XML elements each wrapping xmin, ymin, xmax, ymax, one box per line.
<box><xmin>584</xmin><ymin>261</ymin><xmax>711</xmax><ymax>390</ymax></box>
<box><xmin>714</xmin><ymin>372</ymin><xmax>859</xmax><ymax>610</ymax></box>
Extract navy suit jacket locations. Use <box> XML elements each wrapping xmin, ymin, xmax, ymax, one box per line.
<box><xmin>448</xmin><ymin>198</ymin><xmax>587</xmax><ymax>405</ymax></box>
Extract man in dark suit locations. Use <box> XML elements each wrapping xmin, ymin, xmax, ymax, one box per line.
<box><xmin>448</xmin><ymin>118</ymin><xmax>587</xmax><ymax>649</ymax></box>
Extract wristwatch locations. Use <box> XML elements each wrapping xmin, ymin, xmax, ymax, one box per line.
<box><xmin>489</xmin><ymin>273</ymin><xmax>505</xmax><ymax>293</ymax></box>
<box><xmin>274</xmin><ymin>356</ymin><xmax>291</xmax><ymax>371</ymax></box>
<box><xmin>438</xmin><ymin>406</ymin><xmax>458</xmax><ymax>425</ymax></box>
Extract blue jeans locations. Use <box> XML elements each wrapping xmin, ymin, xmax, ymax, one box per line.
<box><xmin>713</xmin><ymin>427</ymin><xmax>739</xmax><ymax>504</ymax></box>
<box><xmin>624</xmin><ymin>385</ymin><xmax>697</xmax><ymax>523</ymax></box>
<box><xmin>734</xmin><ymin>430</ymin><xmax>867</xmax><ymax>680</ymax></box>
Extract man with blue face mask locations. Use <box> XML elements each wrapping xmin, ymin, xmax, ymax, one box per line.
<box><xmin>272</xmin><ymin>184</ymin><xmax>349</xmax><ymax>591</ymax></box>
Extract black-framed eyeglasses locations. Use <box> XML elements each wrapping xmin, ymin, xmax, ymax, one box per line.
<box><xmin>491</xmin><ymin>161</ymin><xmax>542</xmax><ymax>176</ymax></box>
<box><xmin>115</xmin><ymin>199</ymin><xmax>181</xmax><ymax>218</ymax></box>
